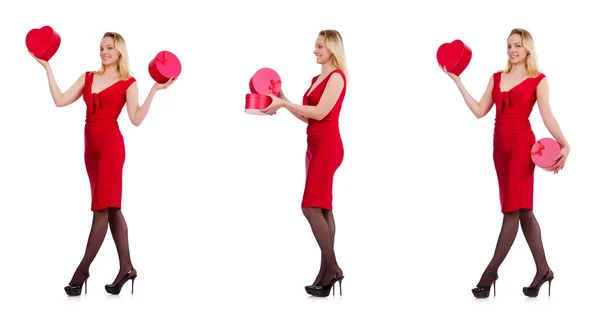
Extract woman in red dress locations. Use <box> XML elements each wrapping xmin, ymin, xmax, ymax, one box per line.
<box><xmin>31</xmin><ymin>32</ymin><xmax>176</xmax><ymax>296</ymax></box>
<box><xmin>441</xmin><ymin>28</ymin><xmax>570</xmax><ymax>298</ymax></box>
<box><xmin>262</xmin><ymin>30</ymin><xmax>347</xmax><ymax>297</ymax></box>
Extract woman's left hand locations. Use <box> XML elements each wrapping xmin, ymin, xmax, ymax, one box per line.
<box><xmin>153</xmin><ymin>77</ymin><xmax>178</xmax><ymax>91</ymax></box>
<box><xmin>261</xmin><ymin>95</ymin><xmax>287</xmax><ymax>115</ymax></box>
<box><xmin>551</xmin><ymin>146</ymin><xmax>570</xmax><ymax>174</ymax></box>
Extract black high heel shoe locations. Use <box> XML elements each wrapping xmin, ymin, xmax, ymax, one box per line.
<box><xmin>523</xmin><ymin>270</ymin><xmax>554</xmax><ymax>297</ymax></box>
<box><xmin>472</xmin><ymin>275</ymin><xmax>498</xmax><ymax>299</ymax></box>
<box><xmin>306</xmin><ymin>271</ymin><xmax>344</xmax><ymax>297</ymax></box>
<box><xmin>64</xmin><ymin>273</ymin><xmax>90</xmax><ymax>296</ymax></box>
<box><xmin>105</xmin><ymin>268</ymin><xmax>137</xmax><ymax>295</ymax></box>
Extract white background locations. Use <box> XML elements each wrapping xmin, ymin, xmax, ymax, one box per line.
<box><xmin>0</xmin><ymin>0</ymin><xmax>598</xmax><ymax>314</ymax></box>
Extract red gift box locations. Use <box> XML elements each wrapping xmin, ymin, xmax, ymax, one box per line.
<box><xmin>26</xmin><ymin>26</ymin><xmax>61</xmax><ymax>61</ymax></box>
<box><xmin>249</xmin><ymin>68</ymin><xmax>281</xmax><ymax>95</ymax></box>
<box><xmin>245</xmin><ymin>68</ymin><xmax>281</xmax><ymax>115</ymax></box>
<box><xmin>437</xmin><ymin>39</ymin><xmax>472</xmax><ymax>76</ymax></box>
<box><xmin>148</xmin><ymin>50</ymin><xmax>181</xmax><ymax>84</ymax></box>
<box><xmin>245</xmin><ymin>94</ymin><xmax>273</xmax><ymax>115</ymax></box>
<box><xmin>531</xmin><ymin>138</ymin><xmax>561</xmax><ymax>171</ymax></box>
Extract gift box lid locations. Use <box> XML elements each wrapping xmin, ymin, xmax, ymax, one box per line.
<box><xmin>250</xmin><ymin>68</ymin><xmax>281</xmax><ymax>95</ymax></box>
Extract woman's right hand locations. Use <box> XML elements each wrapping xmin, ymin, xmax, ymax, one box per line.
<box><xmin>30</xmin><ymin>52</ymin><xmax>49</xmax><ymax>68</ymax></box>
<box><xmin>439</xmin><ymin>64</ymin><xmax>460</xmax><ymax>82</ymax></box>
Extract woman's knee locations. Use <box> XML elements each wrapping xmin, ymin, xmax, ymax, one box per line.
<box><xmin>302</xmin><ymin>207</ymin><xmax>321</xmax><ymax>218</ymax></box>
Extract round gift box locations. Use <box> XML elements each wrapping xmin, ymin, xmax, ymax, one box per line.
<box><xmin>148</xmin><ymin>50</ymin><xmax>181</xmax><ymax>84</ymax></box>
<box><xmin>249</xmin><ymin>68</ymin><xmax>281</xmax><ymax>95</ymax></box>
<box><xmin>531</xmin><ymin>138</ymin><xmax>561</xmax><ymax>171</ymax></box>
<box><xmin>245</xmin><ymin>93</ymin><xmax>273</xmax><ymax>115</ymax></box>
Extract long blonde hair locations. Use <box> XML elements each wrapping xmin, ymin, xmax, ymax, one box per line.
<box><xmin>319</xmin><ymin>30</ymin><xmax>348</xmax><ymax>77</ymax></box>
<box><xmin>504</xmin><ymin>28</ymin><xmax>540</xmax><ymax>78</ymax></box>
<box><xmin>95</xmin><ymin>32</ymin><xmax>132</xmax><ymax>80</ymax></box>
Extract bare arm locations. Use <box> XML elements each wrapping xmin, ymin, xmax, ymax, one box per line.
<box><xmin>454</xmin><ymin>75</ymin><xmax>495</xmax><ymax>119</ymax></box>
<box><xmin>125</xmin><ymin>82</ymin><xmax>158</xmax><ymax>126</ymax></box>
<box><xmin>43</xmin><ymin>65</ymin><xmax>85</xmax><ymax>107</ymax></box>
<box><xmin>282</xmin><ymin>73</ymin><xmax>344</xmax><ymax>121</ymax></box>
<box><xmin>278</xmin><ymin>90</ymin><xmax>308</xmax><ymax>123</ymax></box>
<box><xmin>536</xmin><ymin>77</ymin><xmax>570</xmax><ymax>149</ymax></box>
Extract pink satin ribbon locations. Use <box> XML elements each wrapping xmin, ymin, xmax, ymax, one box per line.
<box><xmin>156</xmin><ymin>51</ymin><xmax>169</xmax><ymax>65</ymax></box>
<box><xmin>268</xmin><ymin>79</ymin><xmax>281</xmax><ymax>93</ymax></box>
<box><xmin>531</xmin><ymin>140</ymin><xmax>545</xmax><ymax>156</ymax></box>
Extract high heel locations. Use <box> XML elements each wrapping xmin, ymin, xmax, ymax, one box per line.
<box><xmin>471</xmin><ymin>275</ymin><xmax>498</xmax><ymax>299</ymax></box>
<box><xmin>64</xmin><ymin>273</ymin><xmax>90</xmax><ymax>296</ymax></box>
<box><xmin>105</xmin><ymin>268</ymin><xmax>137</xmax><ymax>295</ymax></box>
<box><xmin>306</xmin><ymin>271</ymin><xmax>344</xmax><ymax>297</ymax></box>
<box><xmin>523</xmin><ymin>270</ymin><xmax>554</xmax><ymax>297</ymax></box>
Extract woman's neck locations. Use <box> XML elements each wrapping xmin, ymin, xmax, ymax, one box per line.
<box><xmin>509</xmin><ymin>62</ymin><xmax>527</xmax><ymax>76</ymax></box>
<box><xmin>102</xmin><ymin>65</ymin><xmax>118</xmax><ymax>77</ymax></box>
<box><xmin>321</xmin><ymin>62</ymin><xmax>336</xmax><ymax>76</ymax></box>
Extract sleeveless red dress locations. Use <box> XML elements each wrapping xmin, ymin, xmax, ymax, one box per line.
<box><xmin>301</xmin><ymin>69</ymin><xmax>346</xmax><ymax>211</ymax></box>
<box><xmin>491</xmin><ymin>71</ymin><xmax>546</xmax><ymax>213</ymax></box>
<box><xmin>82</xmin><ymin>72</ymin><xmax>136</xmax><ymax>211</ymax></box>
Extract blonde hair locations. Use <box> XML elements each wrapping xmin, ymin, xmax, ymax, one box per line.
<box><xmin>319</xmin><ymin>30</ymin><xmax>348</xmax><ymax>77</ymax></box>
<box><xmin>504</xmin><ymin>28</ymin><xmax>540</xmax><ymax>78</ymax></box>
<box><xmin>95</xmin><ymin>32</ymin><xmax>132</xmax><ymax>80</ymax></box>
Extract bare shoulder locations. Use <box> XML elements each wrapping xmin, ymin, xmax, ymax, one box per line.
<box><xmin>329</xmin><ymin>71</ymin><xmax>344</xmax><ymax>82</ymax></box>
<box><xmin>127</xmin><ymin>79</ymin><xmax>138</xmax><ymax>88</ymax></box>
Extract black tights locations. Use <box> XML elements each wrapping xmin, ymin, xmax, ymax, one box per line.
<box><xmin>68</xmin><ymin>207</ymin><xmax>134</xmax><ymax>286</ymax></box>
<box><xmin>477</xmin><ymin>208</ymin><xmax>552</xmax><ymax>287</ymax></box>
<box><xmin>302</xmin><ymin>207</ymin><xmax>341</xmax><ymax>286</ymax></box>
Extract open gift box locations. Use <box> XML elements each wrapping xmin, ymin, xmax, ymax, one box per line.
<box><xmin>245</xmin><ymin>67</ymin><xmax>281</xmax><ymax>115</ymax></box>
<box><xmin>245</xmin><ymin>93</ymin><xmax>273</xmax><ymax>115</ymax></box>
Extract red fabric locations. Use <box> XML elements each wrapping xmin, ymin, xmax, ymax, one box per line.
<box><xmin>301</xmin><ymin>69</ymin><xmax>346</xmax><ymax>211</ymax></box>
<box><xmin>82</xmin><ymin>72</ymin><xmax>136</xmax><ymax>211</ymax></box>
<box><xmin>491</xmin><ymin>71</ymin><xmax>546</xmax><ymax>213</ymax></box>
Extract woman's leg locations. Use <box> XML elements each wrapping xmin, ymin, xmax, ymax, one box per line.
<box><xmin>311</xmin><ymin>209</ymin><xmax>336</xmax><ymax>286</ymax></box>
<box><xmin>519</xmin><ymin>209</ymin><xmax>553</xmax><ymax>285</ymax></box>
<box><xmin>108</xmin><ymin>207</ymin><xmax>135</xmax><ymax>284</ymax></box>
<box><xmin>303</xmin><ymin>207</ymin><xmax>341</xmax><ymax>286</ymax></box>
<box><xmin>476</xmin><ymin>210</ymin><xmax>521</xmax><ymax>287</ymax></box>
<box><xmin>68</xmin><ymin>209</ymin><xmax>110</xmax><ymax>285</ymax></box>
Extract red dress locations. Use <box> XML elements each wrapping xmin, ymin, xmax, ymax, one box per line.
<box><xmin>82</xmin><ymin>72</ymin><xmax>136</xmax><ymax>211</ymax></box>
<box><xmin>491</xmin><ymin>71</ymin><xmax>546</xmax><ymax>213</ymax></box>
<box><xmin>301</xmin><ymin>69</ymin><xmax>346</xmax><ymax>211</ymax></box>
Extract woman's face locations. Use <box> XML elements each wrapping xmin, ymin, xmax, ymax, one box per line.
<box><xmin>99</xmin><ymin>36</ymin><xmax>121</xmax><ymax>66</ymax></box>
<box><xmin>313</xmin><ymin>35</ymin><xmax>332</xmax><ymax>64</ymax></box>
<box><xmin>507</xmin><ymin>34</ymin><xmax>528</xmax><ymax>65</ymax></box>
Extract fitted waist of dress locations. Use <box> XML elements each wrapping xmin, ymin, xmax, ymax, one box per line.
<box><xmin>85</xmin><ymin>117</ymin><xmax>119</xmax><ymax>125</ymax></box>
<box><xmin>85</xmin><ymin>119</ymin><xmax>120</xmax><ymax>132</ymax></box>
<box><xmin>307</xmin><ymin>123</ymin><xmax>340</xmax><ymax>137</ymax></box>
<box><xmin>494</xmin><ymin>116</ymin><xmax>531</xmax><ymax>128</ymax></box>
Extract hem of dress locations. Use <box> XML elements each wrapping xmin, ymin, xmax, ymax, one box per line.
<box><xmin>301</xmin><ymin>203</ymin><xmax>333</xmax><ymax>211</ymax></box>
<box><xmin>91</xmin><ymin>204</ymin><xmax>121</xmax><ymax>211</ymax></box>
<box><xmin>501</xmin><ymin>206</ymin><xmax>533</xmax><ymax>213</ymax></box>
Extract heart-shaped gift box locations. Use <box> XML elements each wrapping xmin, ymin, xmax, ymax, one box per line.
<box><xmin>437</xmin><ymin>39</ymin><xmax>472</xmax><ymax>76</ymax></box>
<box><xmin>26</xmin><ymin>26</ymin><xmax>61</xmax><ymax>61</ymax></box>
